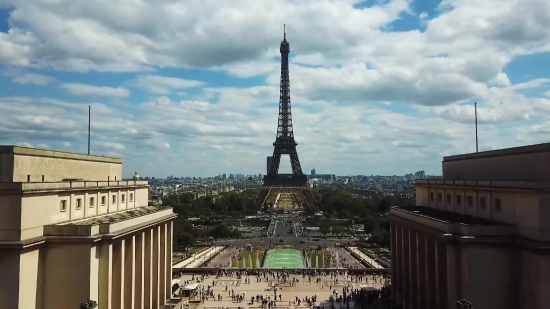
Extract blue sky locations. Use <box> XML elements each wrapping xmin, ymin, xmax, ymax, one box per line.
<box><xmin>0</xmin><ymin>0</ymin><xmax>549</xmax><ymax>178</ymax></box>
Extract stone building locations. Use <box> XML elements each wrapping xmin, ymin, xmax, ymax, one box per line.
<box><xmin>388</xmin><ymin>143</ymin><xmax>550</xmax><ymax>309</ymax></box>
<box><xmin>0</xmin><ymin>146</ymin><xmax>177</xmax><ymax>309</ymax></box>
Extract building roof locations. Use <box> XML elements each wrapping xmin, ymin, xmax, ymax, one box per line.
<box><xmin>443</xmin><ymin>143</ymin><xmax>550</xmax><ymax>162</ymax></box>
<box><xmin>396</xmin><ymin>206</ymin><xmax>510</xmax><ymax>226</ymax></box>
<box><xmin>0</xmin><ymin>145</ymin><xmax>121</xmax><ymax>164</ymax></box>
<box><xmin>62</xmin><ymin>206</ymin><xmax>170</xmax><ymax>226</ymax></box>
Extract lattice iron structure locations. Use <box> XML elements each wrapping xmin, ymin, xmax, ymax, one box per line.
<box><xmin>264</xmin><ymin>25</ymin><xmax>307</xmax><ymax>187</ymax></box>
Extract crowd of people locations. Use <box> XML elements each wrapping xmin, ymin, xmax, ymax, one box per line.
<box><xmin>175</xmin><ymin>269</ymin><xmax>391</xmax><ymax>308</ymax></box>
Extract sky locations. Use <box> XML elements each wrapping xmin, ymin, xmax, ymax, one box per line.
<box><xmin>0</xmin><ymin>0</ymin><xmax>549</xmax><ymax>179</ymax></box>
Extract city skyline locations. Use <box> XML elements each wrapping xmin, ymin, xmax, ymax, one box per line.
<box><xmin>0</xmin><ymin>0</ymin><xmax>549</xmax><ymax>178</ymax></box>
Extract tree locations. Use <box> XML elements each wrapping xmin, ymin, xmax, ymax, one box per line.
<box><xmin>364</xmin><ymin>218</ymin><xmax>380</xmax><ymax>236</ymax></box>
<box><xmin>319</xmin><ymin>222</ymin><xmax>331</xmax><ymax>237</ymax></box>
<box><xmin>175</xmin><ymin>232</ymin><xmax>195</xmax><ymax>248</ymax></box>
<box><xmin>332</xmin><ymin>225</ymin><xmax>345</xmax><ymax>238</ymax></box>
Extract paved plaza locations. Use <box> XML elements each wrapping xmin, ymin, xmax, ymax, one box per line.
<box><xmin>178</xmin><ymin>271</ymin><xmax>389</xmax><ymax>309</ymax></box>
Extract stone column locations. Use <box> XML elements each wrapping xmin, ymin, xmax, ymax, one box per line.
<box><xmin>446</xmin><ymin>241</ymin><xmax>460</xmax><ymax>307</ymax></box>
<box><xmin>409</xmin><ymin>229</ymin><xmax>418</xmax><ymax>309</ymax></box>
<box><xmin>166</xmin><ymin>221</ymin><xmax>173</xmax><ymax>301</ymax></box>
<box><xmin>394</xmin><ymin>222</ymin><xmax>403</xmax><ymax>304</ymax></box>
<box><xmin>144</xmin><ymin>230</ymin><xmax>153</xmax><ymax>309</ymax></box>
<box><xmin>159</xmin><ymin>223</ymin><xmax>167</xmax><ymax>306</ymax></box>
<box><xmin>124</xmin><ymin>236</ymin><xmax>136</xmax><ymax>309</ymax></box>
<box><xmin>435</xmin><ymin>240</ymin><xmax>448</xmax><ymax>309</ymax></box>
<box><xmin>99</xmin><ymin>243</ymin><xmax>113</xmax><ymax>309</ymax></box>
<box><xmin>416</xmin><ymin>232</ymin><xmax>427</xmax><ymax>309</ymax></box>
<box><xmin>135</xmin><ymin>232</ymin><xmax>144</xmax><ymax>309</ymax></box>
<box><xmin>152</xmin><ymin>226</ymin><xmax>161</xmax><ymax>309</ymax></box>
<box><xmin>402</xmin><ymin>226</ymin><xmax>410</xmax><ymax>309</ymax></box>
<box><xmin>391</xmin><ymin>222</ymin><xmax>398</xmax><ymax>302</ymax></box>
<box><xmin>112</xmin><ymin>239</ymin><xmax>125</xmax><ymax>309</ymax></box>
<box><xmin>425</xmin><ymin>236</ymin><xmax>436</xmax><ymax>309</ymax></box>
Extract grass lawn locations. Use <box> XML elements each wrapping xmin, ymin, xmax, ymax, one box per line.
<box><xmin>242</xmin><ymin>231</ymin><xmax>262</xmax><ymax>237</ymax></box>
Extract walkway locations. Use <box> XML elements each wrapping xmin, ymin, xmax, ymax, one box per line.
<box><xmin>173</xmin><ymin>246</ymin><xmax>224</xmax><ymax>268</ymax></box>
<box><xmin>347</xmin><ymin>247</ymin><xmax>385</xmax><ymax>268</ymax></box>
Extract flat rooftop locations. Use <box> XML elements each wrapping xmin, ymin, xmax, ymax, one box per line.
<box><xmin>415</xmin><ymin>179</ymin><xmax>550</xmax><ymax>190</ymax></box>
<box><xmin>443</xmin><ymin>142</ymin><xmax>550</xmax><ymax>162</ymax></box>
<box><xmin>389</xmin><ymin>206</ymin><xmax>516</xmax><ymax>237</ymax></box>
<box><xmin>64</xmin><ymin>206</ymin><xmax>170</xmax><ymax>226</ymax></box>
<box><xmin>0</xmin><ymin>180</ymin><xmax>148</xmax><ymax>191</ymax></box>
<box><xmin>0</xmin><ymin>145</ymin><xmax>121</xmax><ymax>164</ymax></box>
<box><xmin>396</xmin><ymin>206</ymin><xmax>507</xmax><ymax>226</ymax></box>
<box><xmin>44</xmin><ymin>206</ymin><xmax>176</xmax><ymax>237</ymax></box>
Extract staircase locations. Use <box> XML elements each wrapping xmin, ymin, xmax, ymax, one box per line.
<box><xmin>254</xmin><ymin>188</ymin><xmax>271</xmax><ymax>208</ymax></box>
<box><xmin>302</xmin><ymin>189</ymin><xmax>317</xmax><ymax>205</ymax></box>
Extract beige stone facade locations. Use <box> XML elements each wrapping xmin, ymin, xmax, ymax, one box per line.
<box><xmin>388</xmin><ymin>143</ymin><xmax>550</xmax><ymax>309</ymax></box>
<box><xmin>0</xmin><ymin>146</ymin><xmax>176</xmax><ymax>309</ymax></box>
<box><xmin>0</xmin><ymin>145</ymin><xmax>122</xmax><ymax>182</ymax></box>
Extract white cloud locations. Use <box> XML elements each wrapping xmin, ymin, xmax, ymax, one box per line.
<box><xmin>0</xmin><ymin>0</ymin><xmax>549</xmax><ymax>177</ymax></box>
<box><xmin>61</xmin><ymin>83</ymin><xmax>130</xmax><ymax>98</ymax></box>
<box><xmin>13</xmin><ymin>73</ymin><xmax>56</xmax><ymax>85</ymax></box>
<box><xmin>132</xmin><ymin>75</ymin><xmax>205</xmax><ymax>94</ymax></box>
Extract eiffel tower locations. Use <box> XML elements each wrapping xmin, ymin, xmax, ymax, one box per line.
<box><xmin>263</xmin><ymin>24</ymin><xmax>307</xmax><ymax>187</ymax></box>
<box><xmin>255</xmin><ymin>26</ymin><xmax>316</xmax><ymax>209</ymax></box>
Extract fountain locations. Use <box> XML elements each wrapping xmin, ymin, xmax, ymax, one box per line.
<box><xmin>307</xmin><ymin>257</ymin><xmax>312</xmax><ymax>269</ymax></box>
<box><xmin>315</xmin><ymin>255</ymin><xmax>319</xmax><ymax>269</ymax></box>
<box><xmin>257</xmin><ymin>256</ymin><xmax>261</xmax><ymax>268</ymax></box>
<box><xmin>336</xmin><ymin>251</ymin><xmax>339</xmax><ymax>268</ymax></box>
<box><xmin>322</xmin><ymin>252</ymin><xmax>325</xmax><ymax>268</ymax></box>
<box><xmin>229</xmin><ymin>256</ymin><xmax>232</xmax><ymax>268</ymax></box>
<box><xmin>248</xmin><ymin>254</ymin><xmax>253</xmax><ymax>268</ymax></box>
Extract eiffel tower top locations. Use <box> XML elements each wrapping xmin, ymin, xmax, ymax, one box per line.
<box><xmin>280</xmin><ymin>24</ymin><xmax>290</xmax><ymax>53</ymax></box>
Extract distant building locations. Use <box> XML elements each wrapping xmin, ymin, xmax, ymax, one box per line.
<box><xmin>414</xmin><ymin>170</ymin><xmax>425</xmax><ymax>179</ymax></box>
<box><xmin>311</xmin><ymin>168</ymin><xmax>316</xmax><ymax>176</ymax></box>
<box><xmin>266</xmin><ymin>156</ymin><xmax>273</xmax><ymax>174</ymax></box>
<box><xmin>0</xmin><ymin>146</ymin><xmax>176</xmax><ymax>309</ymax></box>
<box><xmin>388</xmin><ymin>143</ymin><xmax>550</xmax><ymax>309</ymax></box>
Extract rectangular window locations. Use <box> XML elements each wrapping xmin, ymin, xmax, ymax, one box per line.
<box><xmin>130</xmin><ymin>193</ymin><xmax>134</xmax><ymax>202</ymax></box>
<box><xmin>456</xmin><ymin>195</ymin><xmax>462</xmax><ymax>206</ymax></box>
<box><xmin>437</xmin><ymin>193</ymin><xmax>443</xmax><ymax>203</ymax></box>
<box><xmin>101</xmin><ymin>196</ymin><xmax>106</xmax><ymax>206</ymax></box>
<box><xmin>429</xmin><ymin>192</ymin><xmax>434</xmax><ymax>201</ymax></box>
<box><xmin>76</xmin><ymin>198</ymin><xmax>82</xmax><ymax>209</ymax></box>
<box><xmin>494</xmin><ymin>198</ymin><xmax>502</xmax><ymax>212</ymax></box>
<box><xmin>90</xmin><ymin>197</ymin><xmax>95</xmax><ymax>208</ymax></box>
<box><xmin>480</xmin><ymin>197</ymin><xmax>487</xmax><ymax>209</ymax></box>
<box><xmin>446</xmin><ymin>194</ymin><xmax>452</xmax><ymax>203</ymax></box>
<box><xmin>60</xmin><ymin>200</ymin><xmax>67</xmax><ymax>212</ymax></box>
<box><xmin>467</xmin><ymin>196</ymin><xmax>473</xmax><ymax>207</ymax></box>
<box><xmin>112</xmin><ymin>195</ymin><xmax>116</xmax><ymax>204</ymax></box>
<box><xmin>121</xmin><ymin>194</ymin><xmax>125</xmax><ymax>203</ymax></box>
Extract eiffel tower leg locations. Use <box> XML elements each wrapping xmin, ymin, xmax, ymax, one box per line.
<box><xmin>268</xmin><ymin>150</ymin><xmax>282</xmax><ymax>176</ymax></box>
<box><xmin>289</xmin><ymin>149</ymin><xmax>304</xmax><ymax>176</ymax></box>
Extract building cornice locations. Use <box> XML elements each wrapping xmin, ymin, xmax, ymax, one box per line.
<box><xmin>0</xmin><ymin>214</ymin><xmax>177</xmax><ymax>249</ymax></box>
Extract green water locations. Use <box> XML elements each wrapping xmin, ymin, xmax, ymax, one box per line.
<box><xmin>263</xmin><ymin>249</ymin><xmax>304</xmax><ymax>268</ymax></box>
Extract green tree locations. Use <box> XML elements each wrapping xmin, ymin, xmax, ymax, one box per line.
<box><xmin>332</xmin><ymin>225</ymin><xmax>345</xmax><ymax>238</ymax></box>
<box><xmin>319</xmin><ymin>222</ymin><xmax>331</xmax><ymax>236</ymax></box>
<box><xmin>364</xmin><ymin>218</ymin><xmax>380</xmax><ymax>236</ymax></box>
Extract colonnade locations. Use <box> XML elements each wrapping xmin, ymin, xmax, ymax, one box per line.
<box><xmin>99</xmin><ymin>221</ymin><xmax>173</xmax><ymax>309</ymax></box>
<box><xmin>391</xmin><ymin>222</ymin><xmax>458</xmax><ymax>309</ymax></box>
